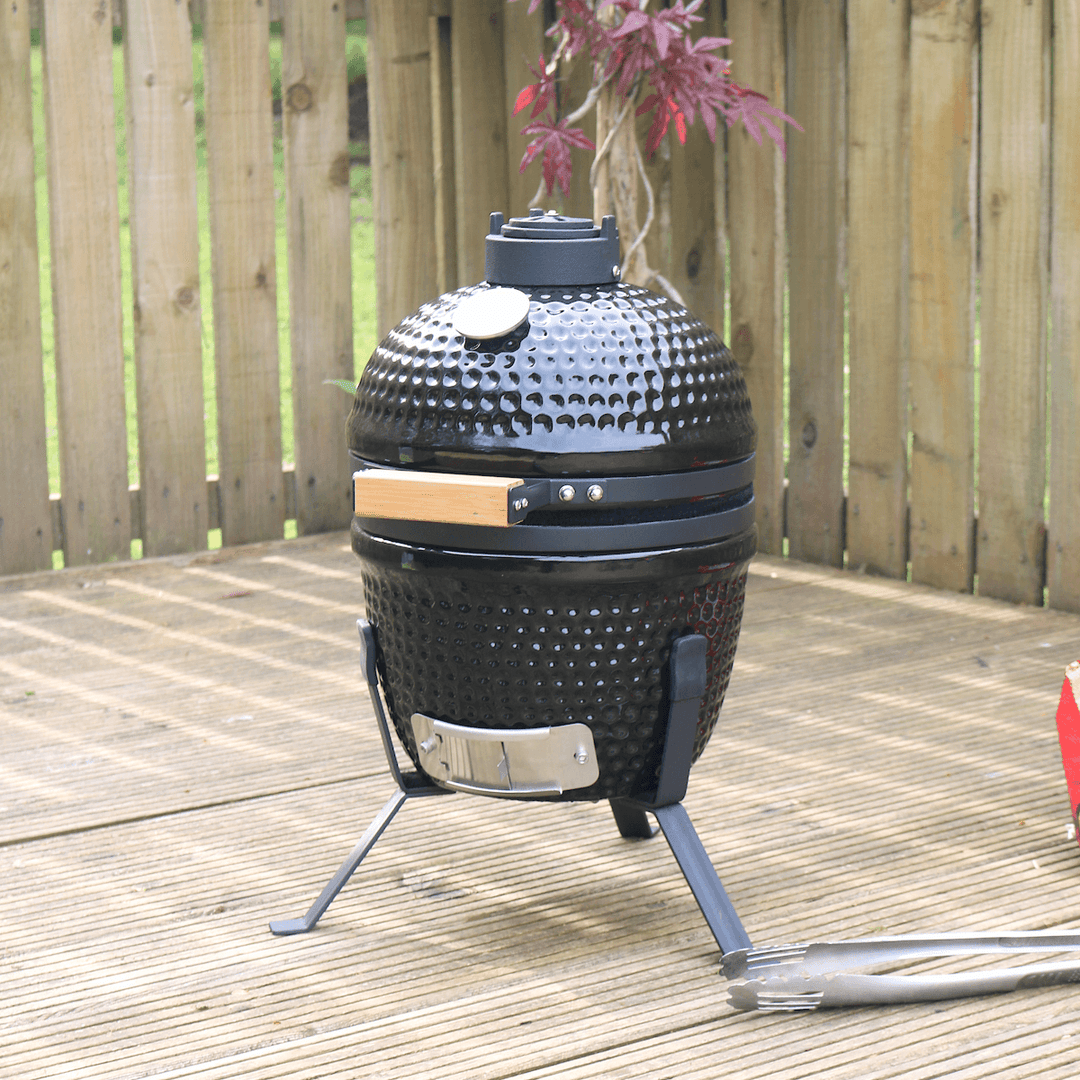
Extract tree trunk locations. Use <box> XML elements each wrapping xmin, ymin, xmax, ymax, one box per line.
<box><xmin>591</xmin><ymin>3</ymin><xmax>649</xmax><ymax>288</ymax></box>
<box><xmin>593</xmin><ymin>81</ymin><xmax>651</xmax><ymax>285</ymax></box>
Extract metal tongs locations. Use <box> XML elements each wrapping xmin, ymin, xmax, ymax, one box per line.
<box><xmin>722</xmin><ymin>931</ymin><xmax>1080</xmax><ymax>1012</ymax></box>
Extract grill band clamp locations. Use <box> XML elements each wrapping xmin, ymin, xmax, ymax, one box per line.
<box><xmin>352</xmin><ymin>453</ymin><xmax>756</xmax><ymax>552</ymax></box>
<box><xmin>353</xmin><ymin>453</ymin><xmax>754</xmax><ymax>525</ymax></box>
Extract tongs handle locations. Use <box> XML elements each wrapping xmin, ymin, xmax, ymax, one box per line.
<box><xmin>722</xmin><ymin>930</ymin><xmax>1080</xmax><ymax>979</ymax></box>
<box><xmin>729</xmin><ymin>959</ymin><xmax>1080</xmax><ymax>1012</ymax></box>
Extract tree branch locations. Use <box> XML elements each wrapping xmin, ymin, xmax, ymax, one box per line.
<box><xmin>620</xmin><ymin>137</ymin><xmax>655</xmax><ymax>278</ymax></box>
<box><xmin>528</xmin><ymin>174</ymin><xmax>547</xmax><ymax>209</ymax></box>
<box><xmin>623</xmin><ymin>139</ymin><xmax>687</xmax><ymax>307</ymax></box>
<box><xmin>588</xmin><ymin>90</ymin><xmax>636</xmax><ymax>193</ymax></box>
<box><xmin>647</xmin><ymin>271</ymin><xmax>687</xmax><ymax>308</ymax></box>
<box><xmin>564</xmin><ymin>64</ymin><xmax>609</xmax><ymax>126</ymax></box>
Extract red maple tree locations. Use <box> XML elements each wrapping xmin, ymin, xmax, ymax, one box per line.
<box><xmin>509</xmin><ymin>0</ymin><xmax>799</xmax><ymax>295</ymax></box>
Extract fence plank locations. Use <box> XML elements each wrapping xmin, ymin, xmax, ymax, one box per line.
<box><xmin>668</xmin><ymin>131</ymin><xmax>718</xmax><ymax>328</ymax></box>
<box><xmin>368</xmin><ymin>0</ymin><xmax>439</xmax><ymax>337</ymax></box>
<box><xmin>0</xmin><ymin>1</ymin><xmax>52</xmax><ymax>574</ymax></box>
<box><xmin>502</xmin><ymin>0</ymin><xmax>546</xmax><ymax>219</ymax></box>
<box><xmin>728</xmin><ymin>0</ymin><xmax>785</xmax><ymax>556</ymax></box>
<box><xmin>430</xmin><ymin>14</ymin><xmax>458</xmax><ymax>295</ymax></box>
<box><xmin>846</xmin><ymin>0</ymin><xmax>908</xmax><ymax>578</ymax></box>
<box><xmin>203</xmin><ymin>0</ymin><xmax>284</xmax><ymax>547</ymax></box>
<box><xmin>452</xmin><ymin>0</ymin><xmax>508</xmax><ymax>285</ymax></box>
<box><xmin>1048</xmin><ymin>0</ymin><xmax>1080</xmax><ymax>613</ymax></box>
<box><xmin>282</xmin><ymin>0</ymin><xmax>354</xmax><ymax>535</ymax></box>
<box><xmin>976</xmin><ymin>0</ymin><xmax>1049</xmax><ymax>604</ymax></box>
<box><xmin>785</xmin><ymin>0</ymin><xmax>845</xmax><ymax>567</ymax></box>
<box><xmin>122</xmin><ymin>0</ymin><xmax>207</xmax><ymax>558</ymax></box>
<box><xmin>665</xmin><ymin>0</ymin><xmax>721</xmax><ymax>336</ymax></box>
<box><xmin>908</xmin><ymin>0</ymin><xmax>976</xmax><ymax>592</ymax></box>
<box><xmin>563</xmin><ymin>47</ymin><xmax>597</xmax><ymax>221</ymax></box>
<box><xmin>41</xmin><ymin>0</ymin><xmax>130</xmax><ymax>567</ymax></box>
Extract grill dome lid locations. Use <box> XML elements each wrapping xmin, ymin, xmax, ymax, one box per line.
<box><xmin>346</xmin><ymin>213</ymin><xmax>755</xmax><ymax>478</ymax></box>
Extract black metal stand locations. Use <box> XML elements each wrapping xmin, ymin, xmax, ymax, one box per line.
<box><xmin>270</xmin><ymin>622</ymin><xmax>752</xmax><ymax>954</ymax></box>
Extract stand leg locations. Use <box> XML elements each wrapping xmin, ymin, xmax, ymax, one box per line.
<box><xmin>609</xmin><ymin>634</ymin><xmax>705</xmax><ymax>842</ymax></box>
<box><xmin>609</xmin><ymin>798</ymin><xmax>656</xmax><ymax>838</ymax></box>
<box><xmin>271</xmin><ymin>619</ymin><xmax>452</xmax><ymax>937</ymax></box>
<box><xmin>269</xmin><ymin>787</ymin><xmax>409</xmax><ymax>935</ymax></box>
<box><xmin>652</xmin><ymin>634</ymin><xmax>706</xmax><ymax>807</ymax></box>
<box><xmin>610</xmin><ymin>633</ymin><xmax>752</xmax><ymax>952</ymax></box>
<box><xmin>653</xmin><ymin>802</ymin><xmax>752</xmax><ymax>954</ymax></box>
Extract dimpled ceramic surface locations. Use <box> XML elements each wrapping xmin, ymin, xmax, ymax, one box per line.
<box><xmin>347</xmin><ymin>282</ymin><xmax>756</xmax><ymax>476</ymax></box>
<box><xmin>355</xmin><ymin>528</ymin><xmax>752</xmax><ymax>802</ymax></box>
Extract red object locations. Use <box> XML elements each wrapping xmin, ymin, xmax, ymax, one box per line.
<box><xmin>1055</xmin><ymin>661</ymin><xmax>1080</xmax><ymax>847</ymax></box>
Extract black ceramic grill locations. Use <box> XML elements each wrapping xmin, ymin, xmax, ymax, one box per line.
<box><xmin>271</xmin><ymin>211</ymin><xmax>758</xmax><ymax>953</ymax></box>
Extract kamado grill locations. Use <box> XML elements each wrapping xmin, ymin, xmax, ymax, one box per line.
<box><xmin>270</xmin><ymin>210</ymin><xmax>757</xmax><ymax>953</ymax></box>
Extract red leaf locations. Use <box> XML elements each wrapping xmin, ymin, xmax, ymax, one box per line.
<box><xmin>644</xmin><ymin>108</ymin><xmax>670</xmax><ymax>158</ymax></box>
<box><xmin>727</xmin><ymin>82</ymin><xmax>803</xmax><ymax>158</ymax></box>
<box><xmin>691</xmin><ymin>35</ymin><xmax>732</xmax><ymax>53</ymax></box>
<box><xmin>514</xmin><ymin>84</ymin><xmax>538</xmax><ymax>116</ymax></box>
<box><xmin>611</xmin><ymin>9</ymin><xmax>649</xmax><ymax>38</ymax></box>
<box><xmin>652</xmin><ymin>19</ymin><xmax>677</xmax><ymax>60</ymax></box>
<box><xmin>518</xmin><ymin>117</ymin><xmax>595</xmax><ymax>197</ymax></box>
<box><xmin>563</xmin><ymin>126</ymin><xmax>596</xmax><ymax>152</ymax></box>
<box><xmin>519</xmin><ymin>134</ymin><xmax>546</xmax><ymax>172</ymax></box>
<box><xmin>636</xmin><ymin>93</ymin><xmax>661</xmax><ymax>117</ymax></box>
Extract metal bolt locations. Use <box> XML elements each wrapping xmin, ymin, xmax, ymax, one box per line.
<box><xmin>575</xmin><ymin>750</ymin><xmax>589</xmax><ymax>764</ymax></box>
<box><xmin>612</xmin><ymin>265</ymin><xmax>621</xmax><ymax>279</ymax></box>
<box><xmin>521</xmin><ymin>498</ymin><xmax>528</xmax><ymax>508</ymax></box>
<box><xmin>419</xmin><ymin>737</ymin><xmax>439</xmax><ymax>754</ymax></box>
<box><xmin>559</xmin><ymin>484</ymin><xmax>576</xmax><ymax>502</ymax></box>
<box><xmin>513</xmin><ymin>500</ymin><xmax>522</xmax><ymax>511</ymax></box>
<box><xmin>587</xmin><ymin>484</ymin><xmax>604</xmax><ymax>503</ymax></box>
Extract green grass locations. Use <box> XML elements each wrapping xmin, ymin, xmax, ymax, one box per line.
<box><xmin>30</xmin><ymin>22</ymin><xmax>377</xmax><ymax>560</ymax></box>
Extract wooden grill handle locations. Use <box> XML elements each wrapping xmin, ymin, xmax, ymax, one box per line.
<box><xmin>354</xmin><ymin>469</ymin><xmax>525</xmax><ymax>528</ymax></box>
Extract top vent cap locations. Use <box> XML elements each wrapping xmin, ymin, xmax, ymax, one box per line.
<box><xmin>485</xmin><ymin>209</ymin><xmax>620</xmax><ymax>287</ymax></box>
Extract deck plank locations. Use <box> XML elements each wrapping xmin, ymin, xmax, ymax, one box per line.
<box><xmin>2</xmin><ymin>533</ymin><xmax>1080</xmax><ymax>1078</ymax></box>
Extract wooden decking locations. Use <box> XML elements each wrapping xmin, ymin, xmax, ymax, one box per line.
<box><xmin>3</xmin><ymin>532</ymin><xmax>1080</xmax><ymax>1078</ymax></box>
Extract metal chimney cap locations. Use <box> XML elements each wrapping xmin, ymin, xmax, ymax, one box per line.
<box><xmin>485</xmin><ymin>209</ymin><xmax>620</xmax><ymax>287</ymax></box>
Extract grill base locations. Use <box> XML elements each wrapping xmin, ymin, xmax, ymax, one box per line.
<box><xmin>353</xmin><ymin>522</ymin><xmax>755</xmax><ymax>802</ymax></box>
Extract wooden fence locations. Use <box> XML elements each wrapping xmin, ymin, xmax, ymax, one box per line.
<box><xmin>2</xmin><ymin>0</ymin><xmax>365</xmax><ymax>573</ymax></box>
<box><xmin>2</xmin><ymin>0</ymin><xmax>1078</xmax><ymax>616</ymax></box>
